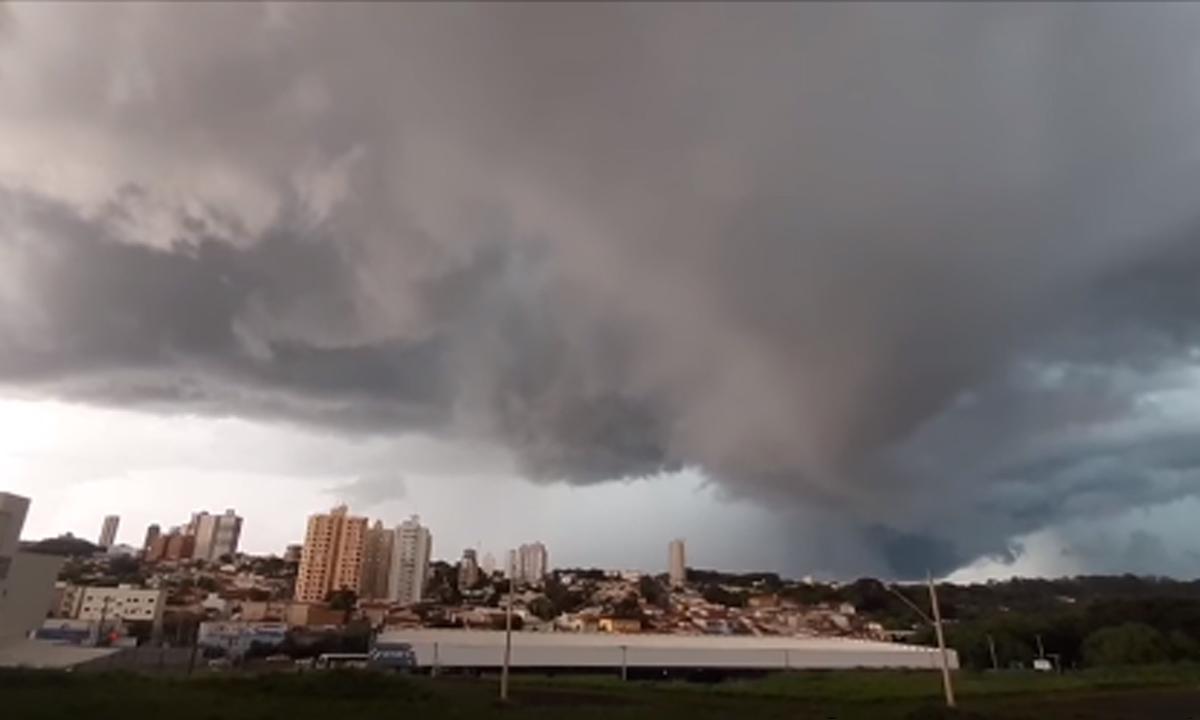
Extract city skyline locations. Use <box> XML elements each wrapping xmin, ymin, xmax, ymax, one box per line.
<box><xmin>11</xmin><ymin>468</ymin><xmax>1199</xmax><ymax>582</ymax></box>
<box><xmin>17</xmin><ymin>489</ymin><xmax>711</xmax><ymax>582</ymax></box>
<box><xmin>4</xmin><ymin>431</ymin><xmax>825</xmax><ymax>578</ymax></box>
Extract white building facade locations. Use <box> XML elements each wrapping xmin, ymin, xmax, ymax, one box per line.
<box><xmin>209</xmin><ymin>510</ymin><xmax>243</xmax><ymax>560</ymax></box>
<box><xmin>75</xmin><ymin>586</ymin><xmax>165</xmax><ymax>626</ymax></box>
<box><xmin>0</xmin><ymin>492</ymin><xmax>30</xmax><ymax>592</ymax></box>
<box><xmin>516</xmin><ymin>542</ymin><xmax>548</xmax><ymax>586</ymax></box>
<box><xmin>98</xmin><ymin>515</ymin><xmax>120</xmax><ymax>549</ymax></box>
<box><xmin>192</xmin><ymin>509</ymin><xmax>243</xmax><ymax>562</ymax></box>
<box><xmin>388</xmin><ymin>516</ymin><xmax>431</xmax><ymax>606</ymax></box>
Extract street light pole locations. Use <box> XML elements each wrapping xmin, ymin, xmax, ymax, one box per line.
<box><xmin>927</xmin><ymin>574</ymin><xmax>956</xmax><ymax>709</ymax></box>
<box><xmin>97</xmin><ymin>596</ymin><xmax>111</xmax><ymax>647</ymax></box>
<box><xmin>885</xmin><ymin>579</ymin><xmax>956</xmax><ymax>709</ymax></box>
<box><xmin>500</xmin><ymin>572</ymin><xmax>515</xmax><ymax>701</ymax></box>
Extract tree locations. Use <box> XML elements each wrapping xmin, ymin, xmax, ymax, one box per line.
<box><xmin>1083</xmin><ymin>623</ymin><xmax>1169</xmax><ymax>667</ymax></box>
<box><xmin>428</xmin><ymin>562</ymin><xmax>462</xmax><ymax>605</ymax></box>
<box><xmin>1168</xmin><ymin>629</ymin><xmax>1200</xmax><ymax>661</ymax></box>
<box><xmin>702</xmin><ymin>585</ymin><xmax>746</xmax><ymax>608</ymax></box>
<box><xmin>528</xmin><ymin>595</ymin><xmax>557</xmax><ymax>621</ymax></box>
<box><xmin>327</xmin><ymin>589</ymin><xmax>358</xmax><ymax>610</ymax></box>
<box><xmin>107</xmin><ymin>555</ymin><xmax>143</xmax><ymax>581</ymax></box>
<box><xmin>257</xmin><ymin>556</ymin><xmax>288</xmax><ymax>576</ymax></box>
<box><xmin>611</xmin><ymin>592</ymin><xmax>644</xmax><ymax>620</ymax></box>
<box><xmin>544</xmin><ymin>576</ymin><xmax>586</xmax><ymax>615</ymax></box>
<box><xmin>326</xmin><ymin>589</ymin><xmax>358</xmax><ymax>623</ymax></box>
<box><xmin>639</xmin><ymin>576</ymin><xmax>670</xmax><ymax>610</ymax></box>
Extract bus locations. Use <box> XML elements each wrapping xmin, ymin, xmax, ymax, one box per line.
<box><xmin>368</xmin><ymin>643</ymin><xmax>418</xmax><ymax>671</ymax></box>
<box><xmin>314</xmin><ymin>653</ymin><xmax>370</xmax><ymax>670</ymax></box>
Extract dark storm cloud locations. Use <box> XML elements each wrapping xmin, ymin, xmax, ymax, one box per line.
<box><xmin>0</xmin><ymin>186</ymin><xmax>453</xmax><ymax>428</ymax></box>
<box><xmin>6</xmin><ymin>3</ymin><xmax>1200</xmax><ymax>575</ymax></box>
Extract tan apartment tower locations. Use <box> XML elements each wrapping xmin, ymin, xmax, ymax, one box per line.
<box><xmin>294</xmin><ymin>505</ymin><xmax>368</xmax><ymax>603</ymax></box>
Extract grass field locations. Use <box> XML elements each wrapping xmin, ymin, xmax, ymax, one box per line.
<box><xmin>4</xmin><ymin>665</ymin><xmax>1200</xmax><ymax>719</ymax></box>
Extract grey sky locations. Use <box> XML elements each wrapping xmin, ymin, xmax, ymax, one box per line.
<box><xmin>4</xmin><ymin>3</ymin><xmax>1200</xmax><ymax>578</ymax></box>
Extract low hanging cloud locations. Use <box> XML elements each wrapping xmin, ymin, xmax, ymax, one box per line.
<box><xmin>328</xmin><ymin>474</ymin><xmax>407</xmax><ymax>510</ymax></box>
<box><xmin>5</xmin><ymin>4</ymin><xmax>1200</xmax><ymax>576</ymax></box>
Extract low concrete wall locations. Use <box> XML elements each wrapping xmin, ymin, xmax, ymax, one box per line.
<box><xmin>377</xmin><ymin>630</ymin><xmax>958</xmax><ymax>671</ymax></box>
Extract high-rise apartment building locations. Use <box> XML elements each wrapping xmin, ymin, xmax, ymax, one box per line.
<box><xmin>388</xmin><ymin>515</ymin><xmax>431</xmax><ymax>606</ymax></box>
<box><xmin>458</xmin><ymin>548</ymin><xmax>480</xmax><ymax>590</ymax></box>
<box><xmin>162</xmin><ymin>530</ymin><xmax>195</xmax><ymax>562</ymax></box>
<box><xmin>481</xmin><ymin>552</ymin><xmax>496</xmax><ymax>577</ymax></box>
<box><xmin>192</xmin><ymin>509</ymin><xmax>243</xmax><ymax>562</ymax></box>
<box><xmin>192</xmin><ymin>512</ymin><xmax>215</xmax><ymax>560</ymax></box>
<box><xmin>294</xmin><ymin>505</ymin><xmax>369</xmax><ymax>603</ymax></box>
<box><xmin>0</xmin><ymin>493</ymin><xmax>66</xmax><ymax>644</ymax></box>
<box><xmin>516</xmin><ymin>542</ymin><xmax>548</xmax><ymax>585</ymax></box>
<box><xmin>142</xmin><ymin>524</ymin><xmax>161</xmax><ymax>552</ymax></box>
<box><xmin>185</xmin><ymin>512</ymin><xmax>203</xmax><ymax>537</ymax></box>
<box><xmin>146</xmin><ymin>528</ymin><xmax>191</xmax><ymax>563</ymax></box>
<box><xmin>0</xmin><ymin>492</ymin><xmax>31</xmax><ymax>589</ymax></box>
<box><xmin>146</xmin><ymin>532</ymin><xmax>169</xmax><ymax>562</ymax></box>
<box><xmin>669</xmin><ymin>538</ymin><xmax>687</xmax><ymax>587</ymax></box>
<box><xmin>98</xmin><ymin>515</ymin><xmax>120</xmax><ymax>548</ymax></box>
<box><xmin>209</xmin><ymin>510</ymin><xmax>243</xmax><ymax>560</ymax></box>
<box><xmin>360</xmin><ymin>521</ymin><xmax>394</xmax><ymax>600</ymax></box>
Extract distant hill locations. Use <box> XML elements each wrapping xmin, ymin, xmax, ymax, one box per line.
<box><xmin>22</xmin><ymin>535</ymin><xmax>103</xmax><ymax>557</ymax></box>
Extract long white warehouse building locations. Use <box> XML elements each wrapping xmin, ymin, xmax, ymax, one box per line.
<box><xmin>375</xmin><ymin>630</ymin><xmax>958</xmax><ymax>671</ymax></box>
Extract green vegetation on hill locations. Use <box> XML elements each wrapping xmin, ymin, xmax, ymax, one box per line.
<box><xmin>630</xmin><ymin>572</ymin><xmax>1200</xmax><ymax>671</ymax></box>
<box><xmin>23</xmin><ymin>536</ymin><xmax>102</xmax><ymax>558</ymax></box>
<box><xmin>920</xmin><ymin>596</ymin><xmax>1200</xmax><ymax>670</ymax></box>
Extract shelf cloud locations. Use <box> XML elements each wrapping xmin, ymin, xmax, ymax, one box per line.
<box><xmin>5</xmin><ymin>4</ymin><xmax>1200</xmax><ymax>575</ymax></box>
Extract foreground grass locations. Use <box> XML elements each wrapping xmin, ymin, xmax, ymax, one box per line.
<box><xmin>4</xmin><ymin>665</ymin><xmax>1200</xmax><ymax>719</ymax></box>
<box><xmin>509</xmin><ymin>663</ymin><xmax>1200</xmax><ymax>701</ymax></box>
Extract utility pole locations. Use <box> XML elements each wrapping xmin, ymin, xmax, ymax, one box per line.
<box><xmin>96</xmin><ymin>596</ymin><xmax>111</xmax><ymax>647</ymax></box>
<box><xmin>987</xmin><ymin>633</ymin><xmax>999</xmax><ymax>671</ymax></box>
<box><xmin>500</xmin><ymin>574</ymin><xmax>514</xmax><ymax>701</ymax></box>
<box><xmin>620</xmin><ymin>645</ymin><xmax>628</xmax><ymax>682</ymax></box>
<box><xmin>186</xmin><ymin>620</ymin><xmax>200</xmax><ymax>676</ymax></box>
<box><xmin>884</xmin><ymin>578</ymin><xmax>956</xmax><ymax>709</ymax></box>
<box><xmin>927</xmin><ymin>573</ymin><xmax>956</xmax><ymax>709</ymax></box>
<box><xmin>1036</xmin><ymin>634</ymin><xmax>1045</xmax><ymax>659</ymax></box>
